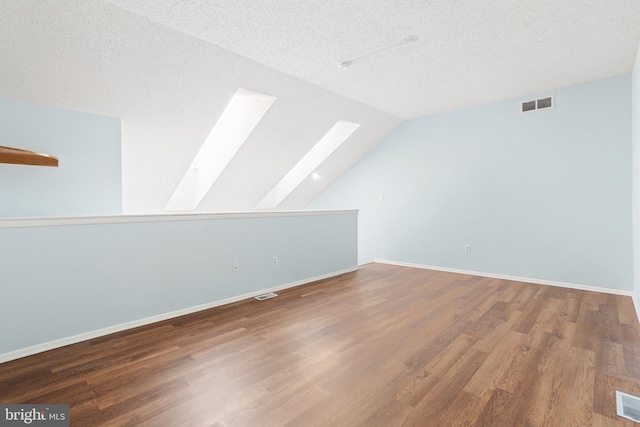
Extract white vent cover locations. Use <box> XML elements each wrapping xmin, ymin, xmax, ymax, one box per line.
<box><xmin>617</xmin><ymin>390</ymin><xmax>640</xmax><ymax>423</ymax></box>
<box><xmin>254</xmin><ymin>292</ymin><xmax>278</xmax><ymax>301</ymax></box>
<box><xmin>521</xmin><ymin>96</ymin><xmax>554</xmax><ymax>113</ymax></box>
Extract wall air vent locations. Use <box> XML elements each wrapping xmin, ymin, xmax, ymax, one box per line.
<box><xmin>254</xmin><ymin>292</ymin><xmax>278</xmax><ymax>301</ymax></box>
<box><xmin>521</xmin><ymin>96</ymin><xmax>554</xmax><ymax>113</ymax></box>
<box><xmin>522</xmin><ymin>100</ymin><xmax>536</xmax><ymax>112</ymax></box>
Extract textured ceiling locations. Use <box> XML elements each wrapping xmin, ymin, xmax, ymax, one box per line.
<box><xmin>0</xmin><ymin>0</ymin><xmax>401</xmax><ymax>213</ymax></box>
<box><xmin>1</xmin><ymin>1</ymin><xmax>639</xmax><ymax>214</ymax></box>
<box><xmin>105</xmin><ymin>0</ymin><xmax>640</xmax><ymax>119</ymax></box>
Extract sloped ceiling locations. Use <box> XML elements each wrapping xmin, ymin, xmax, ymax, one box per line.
<box><xmin>105</xmin><ymin>0</ymin><xmax>640</xmax><ymax>119</ymax></box>
<box><xmin>0</xmin><ymin>0</ymin><xmax>403</xmax><ymax>213</ymax></box>
<box><xmin>1</xmin><ymin>1</ymin><xmax>639</xmax><ymax>213</ymax></box>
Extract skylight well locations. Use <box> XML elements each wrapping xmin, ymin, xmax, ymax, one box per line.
<box><xmin>256</xmin><ymin>119</ymin><xmax>360</xmax><ymax>210</ymax></box>
<box><xmin>165</xmin><ymin>88</ymin><xmax>276</xmax><ymax>211</ymax></box>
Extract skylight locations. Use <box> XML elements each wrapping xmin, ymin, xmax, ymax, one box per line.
<box><xmin>165</xmin><ymin>88</ymin><xmax>276</xmax><ymax>211</ymax></box>
<box><xmin>256</xmin><ymin>119</ymin><xmax>360</xmax><ymax>210</ymax></box>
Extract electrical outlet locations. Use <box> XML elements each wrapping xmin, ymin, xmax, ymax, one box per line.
<box><xmin>464</xmin><ymin>245</ymin><xmax>471</xmax><ymax>253</ymax></box>
<box><xmin>272</xmin><ymin>256</ymin><xmax>278</xmax><ymax>266</ymax></box>
<box><xmin>233</xmin><ymin>261</ymin><xmax>239</xmax><ymax>272</ymax></box>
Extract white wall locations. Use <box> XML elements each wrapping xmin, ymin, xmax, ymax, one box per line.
<box><xmin>309</xmin><ymin>76</ymin><xmax>633</xmax><ymax>292</ymax></box>
<box><xmin>0</xmin><ymin>98</ymin><xmax>121</xmax><ymax>217</ymax></box>
<box><xmin>0</xmin><ymin>211</ymin><xmax>357</xmax><ymax>360</ymax></box>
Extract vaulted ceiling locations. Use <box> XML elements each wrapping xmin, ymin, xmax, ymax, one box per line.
<box><xmin>106</xmin><ymin>0</ymin><xmax>640</xmax><ymax>119</ymax></box>
<box><xmin>1</xmin><ymin>1</ymin><xmax>639</xmax><ymax>213</ymax></box>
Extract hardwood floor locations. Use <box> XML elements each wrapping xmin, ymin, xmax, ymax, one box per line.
<box><xmin>2</xmin><ymin>263</ymin><xmax>640</xmax><ymax>426</ymax></box>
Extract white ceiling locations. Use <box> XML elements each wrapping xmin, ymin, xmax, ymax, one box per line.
<box><xmin>105</xmin><ymin>0</ymin><xmax>640</xmax><ymax>119</ymax></box>
<box><xmin>1</xmin><ymin>1</ymin><xmax>639</xmax><ymax>213</ymax></box>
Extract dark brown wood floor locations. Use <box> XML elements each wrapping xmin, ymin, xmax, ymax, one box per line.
<box><xmin>2</xmin><ymin>263</ymin><xmax>640</xmax><ymax>426</ymax></box>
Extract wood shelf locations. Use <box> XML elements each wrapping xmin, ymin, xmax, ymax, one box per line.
<box><xmin>0</xmin><ymin>145</ymin><xmax>58</xmax><ymax>167</ymax></box>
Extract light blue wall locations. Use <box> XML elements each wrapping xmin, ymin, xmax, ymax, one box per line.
<box><xmin>309</xmin><ymin>76</ymin><xmax>633</xmax><ymax>291</ymax></box>
<box><xmin>633</xmin><ymin>43</ymin><xmax>640</xmax><ymax>303</ymax></box>
<box><xmin>0</xmin><ymin>212</ymin><xmax>357</xmax><ymax>356</ymax></box>
<box><xmin>0</xmin><ymin>98</ymin><xmax>121</xmax><ymax>217</ymax></box>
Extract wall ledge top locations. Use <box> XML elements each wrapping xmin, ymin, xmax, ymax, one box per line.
<box><xmin>0</xmin><ymin>209</ymin><xmax>358</xmax><ymax>229</ymax></box>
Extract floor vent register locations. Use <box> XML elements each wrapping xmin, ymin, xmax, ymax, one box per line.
<box><xmin>254</xmin><ymin>292</ymin><xmax>278</xmax><ymax>301</ymax></box>
<box><xmin>617</xmin><ymin>390</ymin><xmax>640</xmax><ymax>423</ymax></box>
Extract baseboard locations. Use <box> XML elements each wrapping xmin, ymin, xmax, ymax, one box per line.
<box><xmin>0</xmin><ymin>266</ymin><xmax>358</xmax><ymax>364</ymax></box>
<box><xmin>633</xmin><ymin>295</ymin><xmax>640</xmax><ymax>325</ymax></box>
<box><xmin>374</xmin><ymin>259</ymin><xmax>634</xmax><ymax>297</ymax></box>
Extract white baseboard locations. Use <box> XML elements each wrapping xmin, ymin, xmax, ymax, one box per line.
<box><xmin>633</xmin><ymin>295</ymin><xmax>640</xmax><ymax>325</ymax></box>
<box><xmin>0</xmin><ymin>267</ymin><xmax>358</xmax><ymax>364</ymax></box>
<box><xmin>374</xmin><ymin>259</ymin><xmax>635</xmax><ymax>297</ymax></box>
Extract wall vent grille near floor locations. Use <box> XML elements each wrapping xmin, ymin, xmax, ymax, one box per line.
<box><xmin>521</xmin><ymin>96</ymin><xmax>553</xmax><ymax>113</ymax></box>
<box><xmin>617</xmin><ymin>391</ymin><xmax>640</xmax><ymax>423</ymax></box>
<box><xmin>254</xmin><ymin>292</ymin><xmax>278</xmax><ymax>301</ymax></box>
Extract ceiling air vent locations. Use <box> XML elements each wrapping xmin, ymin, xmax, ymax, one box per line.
<box><xmin>521</xmin><ymin>96</ymin><xmax>554</xmax><ymax>113</ymax></box>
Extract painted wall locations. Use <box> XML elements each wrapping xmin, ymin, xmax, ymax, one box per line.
<box><xmin>309</xmin><ymin>76</ymin><xmax>633</xmax><ymax>291</ymax></box>
<box><xmin>0</xmin><ymin>98</ymin><xmax>121</xmax><ymax>217</ymax></box>
<box><xmin>633</xmin><ymin>43</ymin><xmax>640</xmax><ymax>305</ymax></box>
<box><xmin>0</xmin><ymin>211</ymin><xmax>357</xmax><ymax>358</ymax></box>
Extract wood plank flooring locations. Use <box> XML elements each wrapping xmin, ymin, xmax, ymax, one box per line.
<box><xmin>2</xmin><ymin>263</ymin><xmax>640</xmax><ymax>426</ymax></box>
